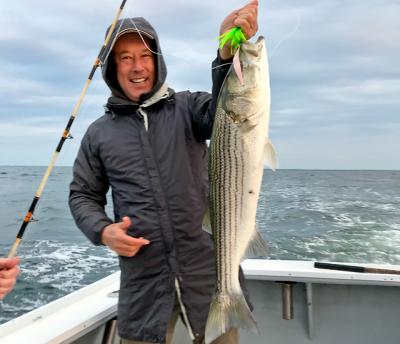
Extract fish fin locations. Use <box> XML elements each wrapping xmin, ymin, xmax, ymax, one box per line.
<box><xmin>264</xmin><ymin>138</ymin><xmax>278</xmax><ymax>171</ymax></box>
<box><xmin>202</xmin><ymin>206</ymin><xmax>212</xmax><ymax>234</ymax></box>
<box><xmin>205</xmin><ymin>291</ymin><xmax>258</xmax><ymax>344</ymax></box>
<box><xmin>233</xmin><ymin>49</ymin><xmax>244</xmax><ymax>85</ymax></box>
<box><xmin>244</xmin><ymin>228</ymin><xmax>269</xmax><ymax>259</ymax></box>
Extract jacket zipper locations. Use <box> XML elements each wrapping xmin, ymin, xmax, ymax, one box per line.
<box><xmin>135</xmin><ymin>92</ymin><xmax>195</xmax><ymax>339</ymax></box>
<box><xmin>175</xmin><ymin>278</ymin><xmax>195</xmax><ymax>341</ymax></box>
<box><xmin>137</xmin><ymin>107</ymin><xmax>149</xmax><ymax>131</ymax></box>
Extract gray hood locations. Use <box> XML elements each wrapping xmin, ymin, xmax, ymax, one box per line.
<box><xmin>100</xmin><ymin>17</ymin><xmax>168</xmax><ymax>106</ymax></box>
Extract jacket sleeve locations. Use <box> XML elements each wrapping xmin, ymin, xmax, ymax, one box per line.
<box><xmin>189</xmin><ymin>52</ymin><xmax>233</xmax><ymax>141</ymax></box>
<box><xmin>69</xmin><ymin>129</ymin><xmax>113</xmax><ymax>245</ymax></box>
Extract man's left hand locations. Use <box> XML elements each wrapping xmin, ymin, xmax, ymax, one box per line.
<box><xmin>219</xmin><ymin>0</ymin><xmax>259</xmax><ymax>60</ymax></box>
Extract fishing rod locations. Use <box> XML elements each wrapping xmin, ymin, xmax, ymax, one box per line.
<box><xmin>7</xmin><ymin>0</ymin><xmax>128</xmax><ymax>258</ymax></box>
<box><xmin>314</xmin><ymin>262</ymin><xmax>400</xmax><ymax>275</ymax></box>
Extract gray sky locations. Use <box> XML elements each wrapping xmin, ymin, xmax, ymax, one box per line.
<box><xmin>0</xmin><ymin>0</ymin><xmax>399</xmax><ymax>169</ymax></box>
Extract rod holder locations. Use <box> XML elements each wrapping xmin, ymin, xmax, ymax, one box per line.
<box><xmin>281</xmin><ymin>282</ymin><xmax>295</xmax><ymax>320</ymax></box>
<box><xmin>102</xmin><ymin>317</ymin><xmax>117</xmax><ymax>344</ymax></box>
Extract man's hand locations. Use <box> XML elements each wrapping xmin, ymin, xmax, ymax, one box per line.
<box><xmin>101</xmin><ymin>217</ymin><xmax>150</xmax><ymax>257</ymax></box>
<box><xmin>219</xmin><ymin>0</ymin><xmax>259</xmax><ymax>60</ymax></box>
<box><xmin>0</xmin><ymin>257</ymin><xmax>20</xmax><ymax>300</ymax></box>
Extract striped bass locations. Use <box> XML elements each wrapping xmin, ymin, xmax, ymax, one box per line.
<box><xmin>205</xmin><ymin>36</ymin><xmax>276</xmax><ymax>343</ymax></box>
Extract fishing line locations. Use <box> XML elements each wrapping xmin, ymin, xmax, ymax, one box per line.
<box><xmin>101</xmin><ymin>3</ymin><xmax>297</xmax><ymax>73</ymax></box>
<box><xmin>100</xmin><ymin>17</ymin><xmax>163</xmax><ymax>66</ymax></box>
<box><xmin>129</xmin><ymin>17</ymin><xmax>162</xmax><ymax>56</ymax></box>
<box><xmin>212</xmin><ymin>62</ymin><xmax>233</xmax><ymax>70</ymax></box>
<box><xmin>102</xmin><ymin>12</ymin><xmax>221</xmax><ymax>69</ymax></box>
<box><xmin>99</xmin><ymin>16</ymin><xmax>129</xmax><ymax>65</ymax></box>
<box><xmin>99</xmin><ymin>0</ymin><xmax>161</xmax><ymax>64</ymax></box>
<box><xmin>269</xmin><ymin>4</ymin><xmax>303</xmax><ymax>59</ymax></box>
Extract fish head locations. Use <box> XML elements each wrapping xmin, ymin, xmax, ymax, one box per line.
<box><xmin>221</xmin><ymin>37</ymin><xmax>269</xmax><ymax>130</ymax></box>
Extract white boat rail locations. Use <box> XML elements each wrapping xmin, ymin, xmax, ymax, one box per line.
<box><xmin>1</xmin><ymin>259</ymin><xmax>399</xmax><ymax>344</ymax></box>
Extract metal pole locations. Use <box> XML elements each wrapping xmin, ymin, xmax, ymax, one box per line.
<box><xmin>306</xmin><ymin>282</ymin><xmax>314</xmax><ymax>339</ymax></box>
<box><xmin>102</xmin><ymin>318</ymin><xmax>118</xmax><ymax>344</ymax></box>
<box><xmin>282</xmin><ymin>282</ymin><xmax>294</xmax><ymax>320</ymax></box>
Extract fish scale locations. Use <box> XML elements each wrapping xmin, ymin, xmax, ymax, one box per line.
<box><xmin>211</xmin><ymin>112</ymin><xmax>243</xmax><ymax>295</ymax></box>
<box><xmin>205</xmin><ymin>36</ymin><xmax>277</xmax><ymax>344</ymax></box>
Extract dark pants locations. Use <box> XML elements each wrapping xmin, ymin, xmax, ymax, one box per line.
<box><xmin>120</xmin><ymin>298</ymin><xmax>239</xmax><ymax>344</ymax></box>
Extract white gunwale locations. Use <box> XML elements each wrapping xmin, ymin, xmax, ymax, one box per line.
<box><xmin>1</xmin><ymin>259</ymin><xmax>400</xmax><ymax>343</ymax></box>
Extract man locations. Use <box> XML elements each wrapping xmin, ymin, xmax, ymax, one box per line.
<box><xmin>0</xmin><ymin>257</ymin><xmax>20</xmax><ymax>300</ymax></box>
<box><xmin>69</xmin><ymin>1</ymin><xmax>258</xmax><ymax>343</ymax></box>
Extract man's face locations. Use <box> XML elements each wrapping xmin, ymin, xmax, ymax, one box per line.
<box><xmin>113</xmin><ymin>33</ymin><xmax>156</xmax><ymax>102</ymax></box>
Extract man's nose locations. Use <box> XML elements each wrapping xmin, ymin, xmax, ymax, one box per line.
<box><xmin>130</xmin><ymin>58</ymin><xmax>145</xmax><ymax>72</ymax></box>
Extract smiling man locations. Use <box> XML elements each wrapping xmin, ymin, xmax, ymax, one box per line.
<box><xmin>69</xmin><ymin>2</ymin><xmax>259</xmax><ymax>343</ymax></box>
<box><xmin>113</xmin><ymin>33</ymin><xmax>156</xmax><ymax>102</ymax></box>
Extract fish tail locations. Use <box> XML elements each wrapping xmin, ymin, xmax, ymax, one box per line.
<box><xmin>205</xmin><ymin>291</ymin><xmax>258</xmax><ymax>344</ymax></box>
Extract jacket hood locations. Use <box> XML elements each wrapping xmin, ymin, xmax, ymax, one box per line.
<box><xmin>100</xmin><ymin>17</ymin><xmax>168</xmax><ymax>106</ymax></box>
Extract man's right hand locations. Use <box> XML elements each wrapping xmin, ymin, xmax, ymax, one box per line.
<box><xmin>101</xmin><ymin>216</ymin><xmax>150</xmax><ymax>257</ymax></box>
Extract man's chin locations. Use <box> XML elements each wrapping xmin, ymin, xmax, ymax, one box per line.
<box><xmin>127</xmin><ymin>91</ymin><xmax>152</xmax><ymax>103</ymax></box>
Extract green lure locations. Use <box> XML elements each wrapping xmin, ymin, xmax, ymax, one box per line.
<box><xmin>218</xmin><ymin>27</ymin><xmax>247</xmax><ymax>53</ymax></box>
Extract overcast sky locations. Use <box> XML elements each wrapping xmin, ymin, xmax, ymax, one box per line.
<box><xmin>0</xmin><ymin>0</ymin><xmax>399</xmax><ymax>169</ymax></box>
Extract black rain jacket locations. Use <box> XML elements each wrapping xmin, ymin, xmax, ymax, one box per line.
<box><xmin>69</xmin><ymin>17</ymin><xmax>247</xmax><ymax>343</ymax></box>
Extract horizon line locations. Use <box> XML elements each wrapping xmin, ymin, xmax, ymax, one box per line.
<box><xmin>1</xmin><ymin>165</ymin><xmax>399</xmax><ymax>172</ymax></box>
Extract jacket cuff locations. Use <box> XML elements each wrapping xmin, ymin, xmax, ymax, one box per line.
<box><xmin>216</xmin><ymin>49</ymin><xmax>234</xmax><ymax>64</ymax></box>
<box><xmin>90</xmin><ymin>218</ymin><xmax>114</xmax><ymax>246</ymax></box>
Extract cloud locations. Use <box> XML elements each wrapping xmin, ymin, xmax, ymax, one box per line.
<box><xmin>0</xmin><ymin>0</ymin><xmax>399</xmax><ymax>168</ymax></box>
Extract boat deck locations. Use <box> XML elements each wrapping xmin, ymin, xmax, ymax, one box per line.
<box><xmin>1</xmin><ymin>260</ymin><xmax>399</xmax><ymax>343</ymax></box>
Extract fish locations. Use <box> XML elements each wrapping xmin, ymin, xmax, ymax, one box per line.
<box><xmin>204</xmin><ymin>36</ymin><xmax>276</xmax><ymax>343</ymax></box>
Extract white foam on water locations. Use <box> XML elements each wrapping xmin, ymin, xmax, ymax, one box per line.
<box><xmin>0</xmin><ymin>239</ymin><xmax>119</xmax><ymax>325</ymax></box>
<box><xmin>389</xmin><ymin>223</ymin><xmax>400</xmax><ymax>230</ymax></box>
<box><xmin>332</xmin><ymin>213</ymin><xmax>357</xmax><ymax>227</ymax></box>
<box><xmin>373</xmin><ymin>203</ymin><xmax>397</xmax><ymax>211</ymax></box>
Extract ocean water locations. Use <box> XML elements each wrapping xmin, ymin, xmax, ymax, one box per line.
<box><xmin>0</xmin><ymin>166</ymin><xmax>399</xmax><ymax>324</ymax></box>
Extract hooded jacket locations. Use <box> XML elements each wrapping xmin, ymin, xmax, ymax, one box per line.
<box><xmin>69</xmin><ymin>17</ymin><xmax>238</xmax><ymax>343</ymax></box>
